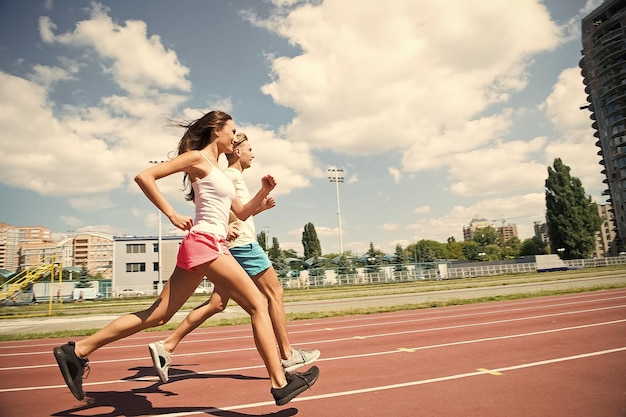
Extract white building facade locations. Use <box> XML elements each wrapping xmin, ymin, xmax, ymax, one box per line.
<box><xmin>112</xmin><ymin>236</ymin><xmax>183</xmax><ymax>295</ymax></box>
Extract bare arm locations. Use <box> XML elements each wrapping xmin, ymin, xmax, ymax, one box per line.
<box><xmin>231</xmin><ymin>175</ymin><xmax>276</xmax><ymax>220</ymax></box>
<box><xmin>134</xmin><ymin>151</ymin><xmax>203</xmax><ymax>231</ymax></box>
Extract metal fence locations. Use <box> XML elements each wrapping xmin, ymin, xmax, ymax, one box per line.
<box><xmin>281</xmin><ymin>256</ymin><xmax>626</xmax><ymax>289</ymax></box>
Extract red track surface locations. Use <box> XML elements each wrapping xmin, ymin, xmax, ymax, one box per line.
<box><xmin>0</xmin><ymin>289</ymin><xmax>625</xmax><ymax>416</ymax></box>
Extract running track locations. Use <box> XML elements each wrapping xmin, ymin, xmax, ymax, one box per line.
<box><xmin>0</xmin><ymin>289</ymin><xmax>624</xmax><ymax>416</ymax></box>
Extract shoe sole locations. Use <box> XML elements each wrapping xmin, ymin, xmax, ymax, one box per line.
<box><xmin>282</xmin><ymin>351</ymin><xmax>321</xmax><ymax>372</ymax></box>
<box><xmin>148</xmin><ymin>343</ymin><xmax>169</xmax><ymax>383</ymax></box>
<box><xmin>275</xmin><ymin>367</ymin><xmax>320</xmax><ymax>406</ymax></box>
<box><xmin>53</xmin><ymin>347</ymin><xmax>84</xmax><ymax>401</ymax></box>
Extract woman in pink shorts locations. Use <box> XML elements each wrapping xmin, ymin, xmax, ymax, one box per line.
<box><xmin>52</xmin><ymin>110</ymin><xmax>319</xmax><ymax>406</ymax></box>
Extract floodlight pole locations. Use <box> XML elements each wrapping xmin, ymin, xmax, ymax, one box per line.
<box><xmin>328</xmin><ymin>168</ymin><xmax>344</xmax><ymax>254</ymax></box>
<box><xmin>149</xmin><ymin>160</ymin><xmax>165</xmax><ymax>293</ymax></box>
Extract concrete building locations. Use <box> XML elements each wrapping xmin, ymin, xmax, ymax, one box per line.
<box><xmin>463</xmin><ymin>218</ymin><xmax>518</xmax><ymax>242</ymax></box>
<box><xmin>595</xmin><ymin>203</ymin><xmax>619</xmax><ymax>257</ymax></box>
<box><xmin>0</xmin><ymin>222</ymin><xmax>51</xmax><ymax>272</ymax></box>
<box><xmin>18</xmin><ymin>232</ymin><xmax>113</xmax><ymax>278</ymax></box>
<box><xmin>580</xmin><ymin>0</ymin><xmax>626</xmax><ymax>251</ymax></box>
<box><xmin>499</xmin><ymin>224</ymin><xmax>519</xmax><ymax>242</ymax></box>
<box><xmin>534</xmin><ymin>221</ymin><xmax>550</xmax><ymax>246</ymax></box>
<box><xmin>112</xmin><ymin>235</ymin><xmax>184</xmax><ymax>295</ymax></box>
<box><xmin>462</xmin><ymin>218</ymin><xmax>491</xmax><ymax>241</ymax></box>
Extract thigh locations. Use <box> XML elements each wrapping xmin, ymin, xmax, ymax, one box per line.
<box><xmin>154</xmin><ymin>267</ymin><xmax>204</xmax><ymax>315</ymax></box>
<box><xmin>197</xmin><ymin>255</ymin><xmax>265</xmax><ymax>312</ymax></box>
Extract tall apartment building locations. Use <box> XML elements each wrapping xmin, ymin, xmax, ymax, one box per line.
<box><xmin>462</xmin><ymin>218</ymin><xmax>492</xmax><ymax>241</ymax></box>
<box><xmin>18</xmin><ymin>232</ymin><xmax>114</xmax><ymax>278</ymax></box>
<box><xmin>580</xmin><ymin>0</ymin><xmax>626</xmax><ymax>250</ymax></box>
<box><xmin>462</xmin><ymin>218</ymin><xmax>518</xmax><ymax>242</ymax></box>
<box><xmin>596</xmin><ymin>203</ymin><xmax>619</xmax><ymax>256</ymax></box>
<box><xmin>0</xmin><ymin>222</ymin><xmax>51</xmax><ymax>272</ymax></box>
<box><xmin>499</xmin><ymin>224</ymin><xmax>519</xmax><ymax>242</ymax></box>
<box><xmin>533</xmin><ymin>221</ymin><xmax>550</xmax><ymax>246</ymax></box>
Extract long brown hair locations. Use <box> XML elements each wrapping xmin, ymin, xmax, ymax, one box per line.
<box><xmin>173</xmin><ymin>110</ymin><xmax>232</xmax><ymax>201</ymax></box>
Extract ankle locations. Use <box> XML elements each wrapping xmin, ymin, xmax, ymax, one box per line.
<box><xmin>282</xmin><ymin>347</ymin><xmax>294</xmax><ymax>360</ymax></box>
<box><xmin>73</xmin><ymin>343</ymin><xmax>87</xmax><ymax>359</ymax></box>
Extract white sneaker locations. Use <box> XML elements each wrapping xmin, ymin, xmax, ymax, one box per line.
<box><xmin>148</xmin><ymin>341</ymin><xmax>172</xmax><ymax>383</ymax></box>
<box><xmin>280</xmin><ymin>348</ymin><xmax>321</xmax><ymax>372</ymax></box>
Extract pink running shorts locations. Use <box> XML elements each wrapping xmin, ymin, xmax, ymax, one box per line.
<box><xmin>177</xmin><ymin>231</ymin><xmax>230</xmax><ymax>272</ymax></box>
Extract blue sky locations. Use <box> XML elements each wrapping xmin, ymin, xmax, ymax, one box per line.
<box><xmin>0</xmin><ymin>0</ymin><xmax>605</xmax><ymax>256</ymax></box>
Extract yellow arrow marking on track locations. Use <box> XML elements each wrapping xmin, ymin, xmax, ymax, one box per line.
<box><xmin>477</xmin><ymin>368</ymin><xmax>502</xmax><ymax>376</ymax></box>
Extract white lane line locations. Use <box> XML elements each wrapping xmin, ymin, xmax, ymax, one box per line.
<box><xmin>1</xmin><ymin>302</ymin><xmax>624</xmax><ymax>370</ymax></box>
<box><xmin>2</xmin><ymin>300</ymin><xmax>624</xmax><ymax>361</ymax></box>
<box><xmin>143</xmin><ymin>346</ymin><xmax>626</xmax><ymax>416</ymax></box>
<box><xmin>2</xmin><ymin>292</ymin><xmax>624</xmax><ymax>353</ymax></box>
<box><xmin>1</xmin><ymin>318</ymin><xmax>624</xmax><ymax>391</ymax></box>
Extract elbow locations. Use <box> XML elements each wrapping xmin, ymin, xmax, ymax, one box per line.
<box><xmin>134</xmin><ymin>172</ymin><xmax>146</xmax><ymax>187</ymax></box>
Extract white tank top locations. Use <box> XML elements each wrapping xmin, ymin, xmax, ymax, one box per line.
<box><xmin>189</xmin><ymin>154</ymin><xmax>236</xmax><ymax>238</ymax></box>
<box><xmin>223</xmin><ymin>167</ymin><xmax>256</xmax><ymax>248</ymax></box>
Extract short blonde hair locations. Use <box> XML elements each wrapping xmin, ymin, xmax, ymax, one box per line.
<box><xmin>226</xmin><ymin>133</ymin><xmax>248</xmax><ymax>163</ymax></box>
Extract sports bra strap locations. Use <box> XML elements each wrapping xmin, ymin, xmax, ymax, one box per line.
<box><xmin>200</xmin><ymin>152</ymin><xmax>214</xmax><ymax>167</ymax></box>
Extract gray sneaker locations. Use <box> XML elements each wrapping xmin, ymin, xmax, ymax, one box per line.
<box><xmin>148</xmin><ymin>341</ymin><xmax>172</xmax><ymax>383</ymax></box>
<box><xmin>280</xmin><ymin>348</ymin><xmax>320</xmax><ymax>372</ymax></box>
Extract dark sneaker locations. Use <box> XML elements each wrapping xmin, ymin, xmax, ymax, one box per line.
<box><xmin>271</xmin><ymin>366</ymin><xmax>320</xmax><ymax>406</ymax></box>
<box><xmin>281</xmin><ymin>348</ymin><xmax>321</xmax><ymax>372</ymax></box>
<box><xmin>53</xmin><ymin>341</ymin><xmax>89</xmax><ymax>400</ymax></box>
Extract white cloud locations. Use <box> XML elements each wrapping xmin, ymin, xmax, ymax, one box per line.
<box><xmin>68</xmin><ymin>194</ymin><xmax>114</xmax><ymax>211</ymax></box>
<box><xmin>0</xmin><ymin>72</ymin><xmax>126</xmax><ymax>196</ymax></box>
<box><xmin>448</xmin><ymin>136</ymin><xmax>548</xmax><ymax>197</ymax></box>
<box><xmin>389</xmin><ymin>167</ymin><xmax>401</xmax><ymax>183</ymax></box>
<box><xmin>60</xmin><ymin>215</ymin><xmax>85</xmax><ymax>228</ymax></box>
<box><xmin>414</xmin><ymin>206</ymin><xmax>430</xmax><ymax>214</ymax></box>
<box><xmin>39</xmin><ymin>4</ymin><xmax>190</xmax><ymax>95</ymax></box>
<box><xmin>258</xmin><ymin>0</ymin><xmax>562</xmax><ymax>160</ymax></box>
<box><xmin>0</xmin><ymin>4</ymin><xmax>205</xmax><ymax>203</ymax></box>
<box><xmin>235</xmin><ymin>124</ymin><xmax>322</xmax><ymax>196</ymax></box>
<box><xmin>29</xmin><ymin>64</ymin><xmax>75</xmax><ymax>87</ymax></box>
<box><xmin>379</xmin><ymin>223</ymin><xmax>398</xmax><ymax>231</ymax></box>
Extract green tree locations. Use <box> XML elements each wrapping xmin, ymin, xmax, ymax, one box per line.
<box><xmin>472</xmin><ymin>227</ymin><xmax>501</xmax><ymax>247</ymax></box>
<box><xmin>268</xmin><ymin>237</ymin><xmax>283</xmax><ymax>264</ymax></box>
<box><xmin>545</xmin><ymin>158</ymin><xmax>602</xmax><ymax>259</ymax></box>
<box><xmin>446</xmin><ymin>237</ymin><xmax>466</xmax><ymax>260</ymax></box>
<box><xmin>302</xmin><ymin>222</ymin><xmax>322</xmax><ymax>259</ymax></box>
<box><xmin>74</xmin><ymin>264</ymin><xmax>94</xmax><ymax>288</ymax></box>
<box><xmin>414</xmin><ymin>239</ymin><xmax>447</xmax><ymax>263</ymax></box>
<box><xmin>364</xmin><ymin>242</ymin><xmax>381</xmax><ymax>273</ymax></box>
<box><xmin>393</xmin><ymin>244</ymin><xmax>407</xmax><ymax>271</ymax></box>
<box><xmin>257</xmin><ymin>230</ymin><xmax>269</xmax><ymax>251</ymax></box>
<box><xmin>462</xmin><ymin>241</ymin><xmax>481</xmax><ymax>260</ymax></box>
<box><xmin>519</xmin><ymin>236</ymin><xmax>549</xmax><ymax>256</ymax></box>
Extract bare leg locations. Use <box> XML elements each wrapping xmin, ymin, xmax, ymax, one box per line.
<box><xmin>74</xmin><ymin>267</ymin><xmax>203</xmax><ymax>358</ymax></box>
<box><xmin>252</xmin><ymin>266</ymin><xmax>292</xmax><ymax>360</ymax></box>
<box><xmin>162</xmin><ymin>287</ymin><xmax>230</xmax><ymax>353</ymax></box>
<box><xmin>197</xmin><ymin>255</ymin><xmax>286</xmax><ymax>388</ymax></box>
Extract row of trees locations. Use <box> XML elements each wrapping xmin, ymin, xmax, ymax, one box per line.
<box><xmin>256</xmin><ymin>158</ymin><xmax>603</xmax><ymax>271</ymax></box>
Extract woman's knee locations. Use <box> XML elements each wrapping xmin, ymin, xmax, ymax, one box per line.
<box><xmin>208</xmin><ymin>297</ymin><xmax>228</xmax><ymax>313</ymax></box>
<box><xmin>244</xmin><ymin>294</ymin><xmax>269</xmax><ymax>316</ymax></box>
